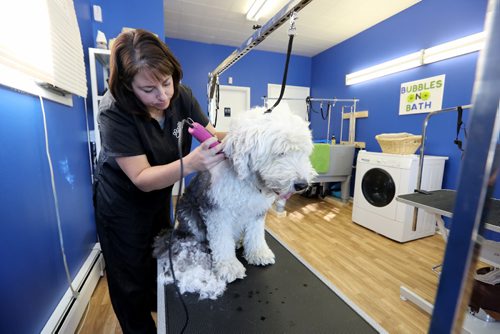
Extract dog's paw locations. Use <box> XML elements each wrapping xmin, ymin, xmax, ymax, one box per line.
<box><xmin>245</xmin><ymin>247</ymin><xmax>275</xmax><ymax>266</ymax></box>
<box><xmin>215</xmin><ymin>259</ymin><xmax>246</xmax><ymax>283</ymax></box>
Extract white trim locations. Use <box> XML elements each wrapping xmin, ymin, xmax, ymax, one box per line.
<box><xmin>0</xmin><ymin>64</ymin><xmax>73</xmax><ymax>106</ymax></box>
<box><xmin>41</xmin><ymin>243</ymin><xmax>104</xmax><ymax>334</ymax></box>
<box><xmin>266</xmin><ymin>228</ymin><xmax>388</xmax><ymax>334</ymax></box>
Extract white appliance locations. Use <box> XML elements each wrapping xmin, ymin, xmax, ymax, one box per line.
<box><xmin>352</xmin><ymin>151</ymin><xmax>448</xmax><ymax>242</ymax></box>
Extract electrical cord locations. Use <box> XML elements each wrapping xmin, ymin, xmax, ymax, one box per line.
<box><xmin>165</xmin><ymin>119</ymin><xmax>191</xmax><ymax>333</ymax></box>
<box><xmin>39</xmin><ymin>96</ymin><xmax>79</xmax><ymax>299</ymax></box>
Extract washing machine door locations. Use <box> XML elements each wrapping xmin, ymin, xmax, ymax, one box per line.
<box><xmin>361</xmin><ymin>168</ymin><xmax>396</xmax><ymax>207</ymax></box>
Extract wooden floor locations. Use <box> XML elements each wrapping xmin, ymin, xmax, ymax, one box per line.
<box><xmin>78</xmin><ymin>195</ymin><xmax>448</xmax><ymax>333</ymax></box>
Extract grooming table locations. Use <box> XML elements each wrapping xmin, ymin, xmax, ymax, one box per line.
<box><xmin>157</xmin><ymin>232</ymin><xmax>382</xmax><ymax>334</ymax></box>
<box><xmin>397</xmin><ymin>189</ymin><xmax>500</xmax><ymax>237</ymax></box>
<box><xmin>312</xmin><ymin>144</ymin><xmax>355</xmax><ymax>201</ymax></box>
<box><xmin>396</xmin><ymin>190</ymin><xmax>500</xmax><ymax>333</ymax></box>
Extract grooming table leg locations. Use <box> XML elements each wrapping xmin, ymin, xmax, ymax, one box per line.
<box><xmin>400</xmin><ymin>286</ymin><xmax>434</xmax><ymax>315</ymax></box>
<box><xmin>435</xmin><ymin>214</ymin><xmax>448</xmax><ymax>242</ymax></box>
<box><xmin>157</xmin><ymin>261</ymin><xmax>166</xmax><ymax>334</ymax></box>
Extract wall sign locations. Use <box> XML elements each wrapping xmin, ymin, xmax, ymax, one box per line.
<box><xmin>399</xmin><ymin>74</ymin><xmax>445</xmax><ymax>115</ymax></box>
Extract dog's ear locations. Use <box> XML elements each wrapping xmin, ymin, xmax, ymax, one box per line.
<box><xmin>222</xmin><ymin>132</ymin><xmax>252</xmax><ymax>180</ymax></box>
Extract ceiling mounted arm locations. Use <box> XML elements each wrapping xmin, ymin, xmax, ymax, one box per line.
<box><xmin>207</xmin><ymin>0</ymin><xmax>313</xmax><ymax>100</ymax></box>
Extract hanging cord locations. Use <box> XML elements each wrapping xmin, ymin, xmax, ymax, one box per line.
<box><xmin>306</xmin><ymin>99</ymin><xmax>321</xmax><ymax>114</ymax></box>
<box><xmin>166</xmin><ymin>119</ymin><xmax>191</xmax><ymax>333</ymax></box>
<box><xmin>265</xmin><ymin>12</ymin><xmax>297</xmax><ymax>114</ymax></box>
<box><xmin>454</xmin><ymin>106</ymin><xmax>466</xmax><ymax>152</ymax></box>
<box><xmin>213</xmin><ymin>83</ymin><xmax>220</xmax><ymax>127</ymax></box>
<box><xmin>39</xmin><ymin>96</ymin><xmax>79</xmax><ymax>299</ymax></box>
<box><xmin>325</xmin><ymin>102</ymin><xmax>335</xmax><ymax>141</ymax></box>
<box><xmin>321</xmin><ymin>102</ymin><xmax>331</xmax><ymax>120</ymax></box>
<box><xmin>264</xmin><ymin>34</ymin><xmax>294</xmax><ymax>114</ymax></box>
<box><xmin>306</xmin><ymin>96</ymin><xmax>311</xmax><ymax>120</ymax></box>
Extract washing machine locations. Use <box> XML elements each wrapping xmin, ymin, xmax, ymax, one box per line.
<box><xmin>352</xmin><ymin>151</ymin><xmax>448</xmax><ymax>242</ymax></box>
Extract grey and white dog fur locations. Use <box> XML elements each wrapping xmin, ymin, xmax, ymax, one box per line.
<box><xmin>154</xmin><ymin>107</ymin><xmax>316</xmax><ymax>299</ymax></box>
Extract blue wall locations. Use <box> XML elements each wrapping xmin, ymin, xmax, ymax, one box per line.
<box><xmin>91</xmin><ymin>0</ymin><xmax>165</xmax><ymax>45</ymax></box>
<box><xmin>0</xmin><ymin>1</ymin><xmax>95</xmax><ymax>332</ymax></box>
<box><xmin>165</xmin><ymin>38</ymin><xmax>312</xmax><ymax>111</ymax></box>
<box><xmin>0</xmin><ymin>0</ymin><xmax>164</xmax><ymax>332</ymax></box>
<box><xmin>310</xmin><ymin>0</ymin><xmax>497</xmax><ymax>197</ymax></box>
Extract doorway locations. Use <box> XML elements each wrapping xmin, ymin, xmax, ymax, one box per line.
<box><xmin>215</xmin><ymin>85</ymin><xmax>250</xmax><ymax>132</ymax></box>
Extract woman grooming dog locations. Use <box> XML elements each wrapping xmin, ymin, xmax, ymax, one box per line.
<box><xmin>93</xmin><ymin>29</ymin><xmax>224</xmax><ymax>334</ymax></box>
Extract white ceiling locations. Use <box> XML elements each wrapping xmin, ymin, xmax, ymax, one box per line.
<box><xmin>164</xmin><ymin>0</ymin><xmax>421</xmax><ymax>57</ymax></box>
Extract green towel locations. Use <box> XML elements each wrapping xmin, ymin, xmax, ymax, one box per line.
<box><xmin>310</xmin><ymin>144</ymin><xmax>330</xmax><ymax>173</ymax></box>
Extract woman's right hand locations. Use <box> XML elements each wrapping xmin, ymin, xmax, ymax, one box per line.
<box><xmin>184</xmin><ymin>137</ymin><xmax>225</xmax><ymax>173</ymax></box>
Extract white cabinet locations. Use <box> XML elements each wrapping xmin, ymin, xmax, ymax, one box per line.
<box><xmin>89</xmin><ymin>47</ymin><xmax>110</xmax><ymax>160</ymax></box>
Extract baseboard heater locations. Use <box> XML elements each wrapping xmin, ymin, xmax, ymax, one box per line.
<box><xmin>41</xmin><ymin>243</ymin><xmax>104</xmax><ymax>333</ymax></box>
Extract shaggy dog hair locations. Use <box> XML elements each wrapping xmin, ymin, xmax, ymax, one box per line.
<box><xmin>153</xmin><ymin>107</ymin><xmax>316</xmax><ymax>299</ymax></box>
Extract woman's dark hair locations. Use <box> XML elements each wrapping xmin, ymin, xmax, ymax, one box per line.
<box><xmin>108</xmin><ymin>29</ymin><xmax>183</xmax><ymax>117</ymax></box>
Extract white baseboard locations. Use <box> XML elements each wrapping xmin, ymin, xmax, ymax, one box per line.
<box><xmin>41</xmin><ymin>243</ymin><xmax>104</xmax><ymax>333</ymax></box>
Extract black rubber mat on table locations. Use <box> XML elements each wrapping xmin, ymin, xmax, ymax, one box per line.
<box><xmin>398</xmin><ymin>189</ymin><xmax>500</xmax><ymax>227</ymax></box>
<box><xmin>163</xmin><ymin>232</ymin><xmax>379</xmax><ymax>333</ymax></box>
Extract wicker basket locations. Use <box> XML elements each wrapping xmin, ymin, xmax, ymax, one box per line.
<box><xmin>375</xmin><ymin>133</ymin><xmax>422</xmax><ymax>155</ymax></box>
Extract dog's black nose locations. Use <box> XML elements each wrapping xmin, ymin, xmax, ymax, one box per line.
<box><xmin>294</xmin><ymin>182</ymin><xmax>308</xmax><ymax>191</ymax></box>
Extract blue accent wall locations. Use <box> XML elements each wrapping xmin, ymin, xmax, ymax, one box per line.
<box><xmin>91</xmin><ymin>0</ymin><xmax>165</xmax><ymax>45</ymax></box>
<box><xmin>165</xmin><ymin>38</ymin><xmax>312</xmax><ymax>110</ymax></box>
<box><xmin>310</xmin><ymin>0</ymin><xmax>497</xmax><ymax>197</ymax></box>
<box><xmin>0</xmin><ymin>1</ymin><xmax>95</xmax><ymax>332</ymax></box>
<box><xmin>0</xmin><ymin>0</ymin><xmax>165</xmax><ymax>332</ymax></box>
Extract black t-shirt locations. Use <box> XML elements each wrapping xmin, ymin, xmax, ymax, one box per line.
<box><xmin>94</xmin><ymin>84</ymin><xmax>209</xmax><ymax>225</ymax></box>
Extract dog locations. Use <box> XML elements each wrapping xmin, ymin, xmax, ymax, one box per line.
<box><xmin>154</xmin><ymin>107</ymin><xmax>316</xmax><ymax>299</ymax></box>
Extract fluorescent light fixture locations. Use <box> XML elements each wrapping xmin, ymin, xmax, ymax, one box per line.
<box><xmin>246</xmin><ymin>0</ymin><xmax>269</xmax><ymax>21</ymax></box>
<box><xmin>345</xmin><ymin>31</ymin><xmax>485</xmax><ymax>85</ymax></box>
<box><xmin>346</xmin><ymin>51</ymin><xmax>423</xmax><ymax>85</ymax></box>
<box><xmin>423</xmin><ymin>32</ymin><xmax>485</xmax><ymax>64</ymax></box>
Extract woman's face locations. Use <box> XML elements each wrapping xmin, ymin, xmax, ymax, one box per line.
<box><xmin>131</xmin><ymin>69</ymin><xmax>174</xmax><ymax>113</ymax></box>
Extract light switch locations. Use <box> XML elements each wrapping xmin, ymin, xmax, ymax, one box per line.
<box><xmin>93</xmin><ymin>5</ymin><xmax>103</xmax><ymax>23</ymax></box>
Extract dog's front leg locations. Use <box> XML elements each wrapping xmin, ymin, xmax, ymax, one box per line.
<box><xmin>206</xmin><ymin>217</ymin><xmax>246</xmax><ymax>283</ymax></box>
<box><xmin>243</xmin><ymin>215</ymin><xmax>275</xmax><ymax>266</ymax></box>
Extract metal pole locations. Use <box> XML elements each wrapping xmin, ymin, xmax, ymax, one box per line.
<box><xmin>326</xmin><ymin>102</ymin><xmax>332</xmax><ymax>142</ymax></box>
<box><xmin>308</xmin><ymin>98</ymin><xmax>359</xmax><ymax>103</ymax></box>
<box><xmin>411</xmin><ymin>104</ymin><xmax>473</xmax><ymax>231</ymax></box>
<box><xmin>340</xmin><ymin>105</ymin><xmax>345</xmax><ymax>143</ymax></box>
<box><xmin>416</xmin><ymin>105</ymin><xmax>473</xmax><ymax>191</ymax></box>
<box><xmin>429</xmin><ymin>0</ymin><xmax>500</xmax><ymax>331</ymax></box>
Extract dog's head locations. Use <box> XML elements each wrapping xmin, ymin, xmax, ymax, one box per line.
<box><xmin>222</xmin><ymin>107</ymin><xmax>317</xmax><ymax>199</ymax></box>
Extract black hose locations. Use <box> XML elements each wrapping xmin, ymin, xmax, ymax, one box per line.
<box><xmin>265</xmin><ymin>34</ymin><xmax>294</xmax><ymax>114</ymax></box>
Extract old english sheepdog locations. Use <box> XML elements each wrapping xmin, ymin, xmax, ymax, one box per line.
<box><xmin>154</xmin><ymin>107</ymin><xmax>316</xmax><ymax>299</ymax></box>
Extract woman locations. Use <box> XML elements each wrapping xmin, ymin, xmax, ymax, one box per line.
<box><xmin>93</xmin><ymin>29</ymin><xmax>224</xmax><ymax>333</ymax></box>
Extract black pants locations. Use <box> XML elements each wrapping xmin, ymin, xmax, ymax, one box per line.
<box><xmin>94</xmin><ymin>190</ymin><xmax>169</xmax><ymax>334</ymax></box>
